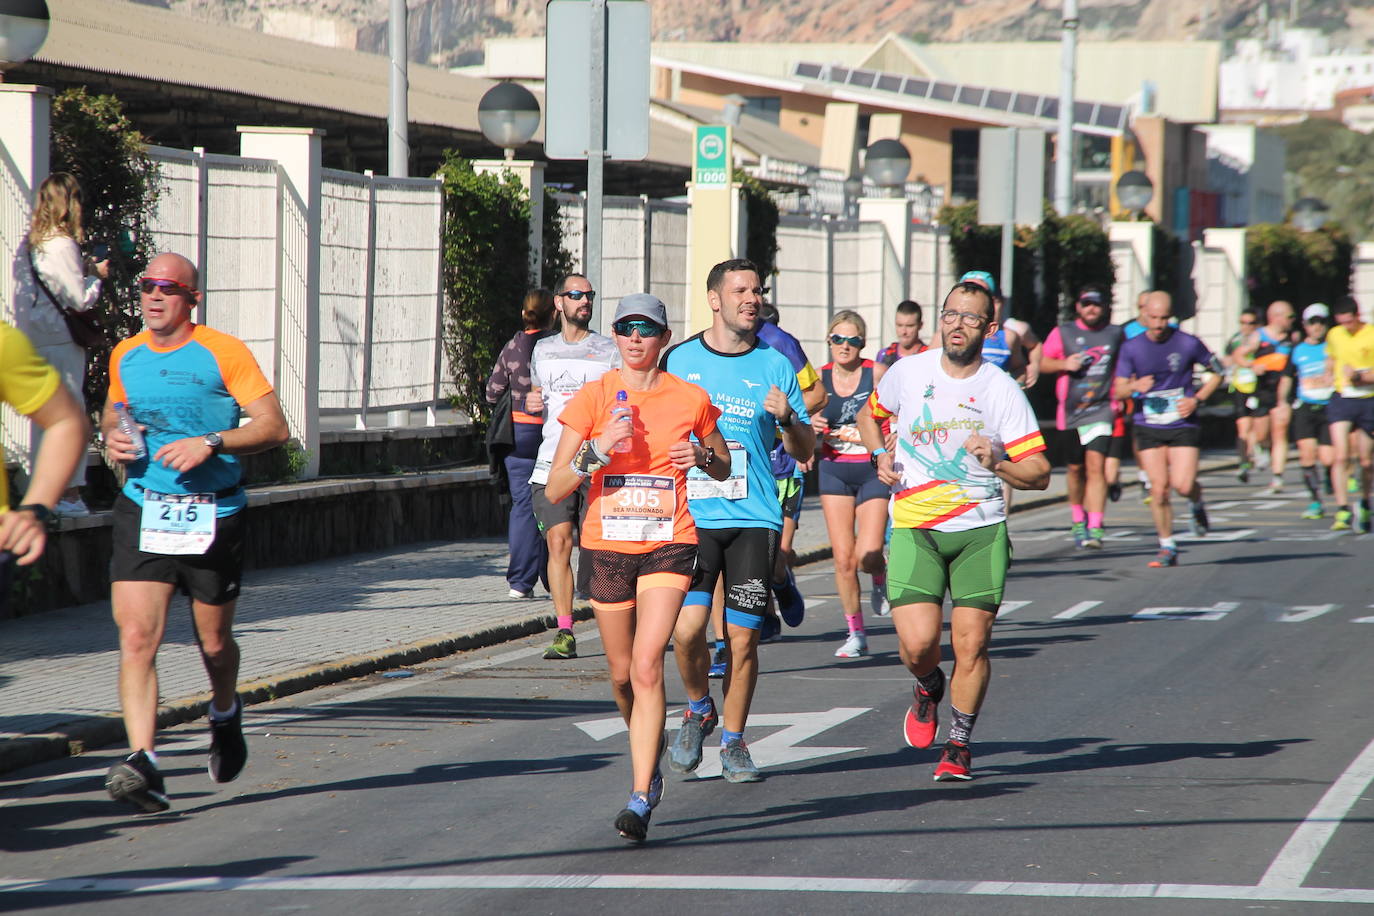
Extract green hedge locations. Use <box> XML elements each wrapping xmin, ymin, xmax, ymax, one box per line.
<box><xmin>1245</xmin><ymin>222</ymin><xmax>1352</xmax><ymax>310</ymax></box>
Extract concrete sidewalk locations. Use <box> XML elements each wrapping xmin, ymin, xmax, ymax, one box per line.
<box><xmin>0</xmin><ymin>454</ymin><xmax>1234</xmax><ymax>776</ymax></box>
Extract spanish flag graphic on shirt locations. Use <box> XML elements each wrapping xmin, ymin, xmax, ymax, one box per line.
<box><xmin>868</xmin><ymin>351</ymin><xmax>1046</xmax><ymax>532</ymax></box>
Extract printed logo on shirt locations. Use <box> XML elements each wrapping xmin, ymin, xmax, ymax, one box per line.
<box><xmin>924</xmin><ymin>383</ymin><xmax>935</xmax><ymax>399</ymax></box>
<box><xmin>687</xmin><ymin>373</ymin><xmax>701</xmax><ymax>381</ymax></box>
<box><xmin>741</xmin><ymin>379</ymin><xmax>763</xmax><ymax>389</ymax></box>
<box><xmin>1167</xmin><ymin>352</ymin><xmax>1183</xmax><ymax>372</ymax></box>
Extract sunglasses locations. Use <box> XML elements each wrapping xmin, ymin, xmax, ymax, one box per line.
<box><xmin>560</xmin><ymin>289</ymin><xmax>596</xmax><ymax>302</ymax></box>
<box><xmin>139</xmin><ymin>277</ymin><xmax>197</xmax><ymax>296</ymax></box>
<box><xmin>612</xmin><ymin>319</ymin><xmax>665</xmax><ymax>338</ymax></box>
<box><xmin>829</xmin><ymin>333</ymin><xmax>863</xmax><ymax>347</ymax></box>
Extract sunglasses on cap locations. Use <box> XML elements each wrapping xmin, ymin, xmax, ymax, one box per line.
<box><xmin>560</xmin><ymin>289</ymin><xmax>596</xmax><ymax>302</ymax></box>
<box><xmin>829</xmin><ymin>333</ymin><xmax>863</xmax><ymax>347</ymax></box>
<box><xmin>138</xmin><ymin>277</ymin><xmax>197</xmax><ymax>296</ymax></box>
<box><xmin>612</xmin><ymin>318</ymin><xmax>666</xmax><ymax>338</ymax></box>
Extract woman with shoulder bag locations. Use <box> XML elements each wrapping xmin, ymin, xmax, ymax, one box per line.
<box><xmin>16</xmin><ymin>172</ymin><xmax>108</xmax><ymax>518</ymax></box>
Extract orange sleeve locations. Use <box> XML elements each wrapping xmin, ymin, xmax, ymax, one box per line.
<box><xmin>867</xmin><ymin>390</ymin><xmax>894</xmax><ymax>421</ymax></box>
<box><xmin>201</xmin><ymin>328</ymin><xmax>274</xmax><ymax>406</ymax></box>
<box><xmin>106</xmin><ymin>335</ymin><xmax>142</xmax><ymax>406</ymax></box>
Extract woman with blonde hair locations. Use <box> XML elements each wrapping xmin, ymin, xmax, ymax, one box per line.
<box><xmin>17</xmin><ymin>172</ymin><xmax>108</xmax><ymax>517</ymax></box>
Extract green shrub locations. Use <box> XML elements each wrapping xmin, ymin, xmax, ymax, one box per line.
<box><xmin>1246</xmin><ymin>222</ymin><xmax>1352</xmax><ymax>309</ymax></box>
<box><xmin>735</xmin><ymin>169</ymin><xmax>780</xmax><ymax>280</ymax></box>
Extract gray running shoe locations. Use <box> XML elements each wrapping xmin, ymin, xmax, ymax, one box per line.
<box><xmin>106</xmin><ymin>750</ymin><xmax>170</xmax><ymax>813</ymax></box>
<box><xmin>669</xmin><ymin>698</ymin><xmax>716</xmax><ymax>773</ymax></box>
<box><xmin>720</xmin><ymin>738</ymin><xmax>762</xmax><ymax>783</ymax></box>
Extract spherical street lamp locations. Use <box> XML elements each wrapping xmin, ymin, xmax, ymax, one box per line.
<box><xmin>1292</xmin><ymin>197</ymin><xmax>1329</xmax><ymax>232</ymax></box>
<box><xmin>1115</xmin><ymin>169</ymin><xmax>1154</xmax><ymax>213</ymax></box>
<box><xmin>478</xmin><ymin>82</ymin><xmax>541</xmax><ymax>160</ymax></box>
<box><xmin>0</xmin><ymin>0</ymin><xmax>49</xmax><ymax>69</ymax></box>
<box><xmin>863</xmin><ymin>138</ymin><xmax>912</xmax><ymax>196</ymax></box>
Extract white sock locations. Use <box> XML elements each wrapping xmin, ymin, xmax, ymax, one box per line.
<box><xmin>208</xmin><ymin>697</ymin><xmax>239</xmax><ymax>721</ymax></box>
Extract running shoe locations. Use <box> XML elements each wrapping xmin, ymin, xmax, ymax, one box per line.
<box><xmin>1358</xmin><ymin>504</ymin><xmax>1372</xmax><ymax>535</ymax></box>
<box><xmin>1148</xmin><ymin>546</ymin><xmax>1179</xmax><ymax>568</ymax></box>
<box><xmin>1332</xmin><ymin>508</ymin><xmax>1353</xmax><ymax>531</ymax></box>
<box><xmin>1237</xmin><ymin>461</ymin><xmax>1252</xmax><ymax>484</ymax></box>
<box><xmin>647</xmin><ymin>733</ymin><xmax>666</xmax><ymax>809</ymax></box>
<box><xmin>903</xmin><ymin>681</ymin><xmax>942</xmax><ymax>750</ymax></box>
<box><xmin>719</xmin><ymin>738</ymin><xmax>763</xmax><ymax>783</ymax></box>
<box><xmin>774</xmin><ymin>572</ymin><xmax>806</xmax><ymax>627</ymax></box>
<box><xmin>1082</xmin><ymin>527</ymin><xmax>1104</xmax><ymax>550</ymax></box>
<box><xmin>1107</xmin><ymin>481</ymin><xmax>1123</xmax><ymax>503</ymax></box>
<box><xmin>1301</xmin><ymin>501</ymin><xmax>1324</xmax><ymax>520</ymax></box>
<box><xmin>1071</xmin><ymin>521</ymin><xmax>1087</xmax><ymax>548</ymax></box>
<box><xmin>1261</xmin><ymin>478</ymin><xmax>1283</xmax><ymax>495</ymax></box>
<box><xmin>207</xmin><ymin>695</ymin><xmax>247</xmax><ymax>784</ymax></box>
<box><xmin>669</xmin><ymin>698</ymin><xmax>717</xmax><ymax>773</ymax></box>
<box><xmin>834</xmin><ymin>631</ymin><xmax>867</xmax><ymax>658</ymax></box>
<box><xmin>1189</xmin><ymin>504</ymin><xmax>1210</xmax><ymax>538</ymax></box>
<box><xmin>53</xmin><ymin>497</ymin><xmax>90</xmax><ymax>518</ymax></box>
<box><xmin>615</xmin><ymin>798</ymin><xmax>651</xmax><ymax>844</ymax></box>
<box><xmin>759</xmin><ymin>614</ymin><xmax>782</xmax><ymax>644</ymax></box>
<box><xmin>507</xmin><ymin>587</ymin><xmax>532</xmax><ymax>599</ymax></box>
<box><xmin>870</xmin><ymin>581</ymin><xmax>890</xmax><ymax>617</ymax></box>
<box><xmin>543</xmin><ymin>628</ymin><xmax>577</xmax><ymax>659</ymax></box>
<box><xmin>1254</xmin><ymin>446</ymin><xmax>1269</xmax><ymax>472</ymax></box>
<box><xmin>106</xmin><ymin>750</ymin><xmax>170</xmax><ymax>813</ymax></box>
<box><xmin>933</xmin><ymin>741</ymin><xmax>973</xmax><ymax>782</ymax></box>
<box><xmin>707</xmin><ymin>644</ymin><xmax>728</xmax><ymax>679</ymax></box>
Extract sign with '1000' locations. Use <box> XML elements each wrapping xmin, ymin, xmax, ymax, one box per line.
<box><xmin>694</xmin><ymin>125</ymin><xmax>731</xmax><ymax>189</ymax></box>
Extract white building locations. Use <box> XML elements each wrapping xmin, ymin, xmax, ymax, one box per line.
<box><xmin>1221</xmin><ymin>26</ymin><xmax>1374</xmax><ymax>115</ymax></box>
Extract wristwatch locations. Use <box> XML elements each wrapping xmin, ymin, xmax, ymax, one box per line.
<box><xmin>203</xmin><ymin>432</ymin><xmax>224</xmax><ymax>452</ymax></box>
<box><xmin>17</xmin><ymin>504</ymin><xmax>52</xmax><ymax>524</ymax></box>
<box><xmin>696</xmin><ymin>446</ymin><xmax>717</xmax><ymax>469</ymax></box>
<box><xmin>870</xmin><ymin>447</ymin><xmax>889</xmax><ymax>469</ymax></box>
<box><xmin>778</xmin><ymin>410</ymin><xmax>795</xmax><ymax>428</ymax></box>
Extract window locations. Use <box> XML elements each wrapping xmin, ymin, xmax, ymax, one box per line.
<box><xmin>951</xmin><ymin>129</ymin><xmax>980</xmax><ymax>202</ymax></box>
<box><xmin>743</xmin><ymin>95</ymin><xmax>781</xmax><ymax>126</ymax></box>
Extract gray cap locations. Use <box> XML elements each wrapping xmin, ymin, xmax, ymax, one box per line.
<box><xmin>613</xmin><ymin>292</ymin><xmax>668</xmax><ymax>327</ymax></box>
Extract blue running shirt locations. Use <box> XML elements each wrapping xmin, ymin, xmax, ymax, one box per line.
<box><xmin>664</xmin><ymin>333</ymin><xmax>809</xmax><ymax>531</ymax></box>
<box><xmin>109</xmin><ymin>326</ymin><xmax>275</xmax><ymax>517</ymax></box>
<box><xmin>1289</xmin><ymin>340</ymin><xmax>1333</xmax><ymax>406</ymax></box>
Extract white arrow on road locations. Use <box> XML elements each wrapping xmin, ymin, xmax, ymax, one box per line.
<box><xmin>1279</xmin><ymin>604</ymin><xmax>1336</xmax><ymax>623</ymax></box>
<box><xmin>575</xmin><ymin>707</ymin><xmax>871</xmax><ymax>779</ymax></box>
<box><xmin>1133</xmin><ymin>601</ymin><xmax>1239</xmax><ymax>622</ymax></box>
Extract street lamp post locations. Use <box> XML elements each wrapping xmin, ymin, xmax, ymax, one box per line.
<box><xmin>0</xmin><ymin>0</ymin><xmax>48</xmax><ymax>71</ymax></box>
<box><xmin>863</xmin><ymin>138</ymin><xmax>912</xmax><ymax>199</ymax></box>
<box><xmin>1115</xmin><ymin>169</ymin><xmax>1154</xmax><ymax>217</ymax></box>
<box><xmin>476</xmin><ymin>82</ymin><xmax>545</xmax><ymax>287</ymax></box>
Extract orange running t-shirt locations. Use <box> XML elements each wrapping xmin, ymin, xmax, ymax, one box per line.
<box><xmin>559</xmin><ymin>370</ymin><xmax>721</xmax><ymax>554</ymax></box>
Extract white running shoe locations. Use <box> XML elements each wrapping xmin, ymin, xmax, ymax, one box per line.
<box><xmin>834</xmin><ymin>631</ymin><xmax>868</xmax><ymax>658</ymax></box>
<box><xmin>507</xmin><ymin>587</ymin><xmax>532</xmax><ymax>599</ymax></box>
<box><xmin>870</xmin><ymin>582</ymin><xmax>890</xmax><ymax>617</ymax></box>
<box><xmin>53</xmin><ymin>498</ymin><xmax>90</xmax><ymax>518</ymax></box>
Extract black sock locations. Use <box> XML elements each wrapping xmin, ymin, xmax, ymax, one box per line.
<box><xmin>916</xmin><ymin>666</ymin><xmax>945</xmax><ymax>700</ymax></box>
<box><xmin>949</xmin><ymin>706</ymin><xmax>977</xmax><ymax>745</ymax></box>
<box><xmin>1302</xmin><ymin>465</ymin><xmax>1322</xmax><ymax>501</ymax></box>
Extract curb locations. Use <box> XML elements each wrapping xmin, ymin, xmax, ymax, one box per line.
<box><xmin>2</xmin><ymin>458</ymin><xmax>1238</xmax><ymax>776</ymax></box>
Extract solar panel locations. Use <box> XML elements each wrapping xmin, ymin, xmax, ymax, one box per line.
<box><xmin>877</xmin><ymin>74</ymin><xmax>903</xmax><ymax>93</ymax></box>
<box><xmin>957</xmin><ymin>86</ymin><xmax>983</xmax><ymax>106</ymax></box>
<box><xmin>930</xmin><ymin>82</ymin><xmax>956</xmax><ymax>102</ymax></box>
<box><xmin>795</xmin><ymin>62</ymin><xmax>822</xmax><ymax>79</ymax></box>
<box><xmin>1095</xmin><ymin>104</ymin><xmax>1126</xmax><ymax>128</ymax></box>
<box><xmin>986</xmin><ymin>89</ymin><xmax>1011</xmax><ymax>111</ymax></box>
<box><xmin>1011</xmin><ymin>93</ymin><xmax>1039</xmax><ymax>115</ymax></box>
<box><xmin>1074</xmin><ymin>101</ymin><xmax>1095</xmax><ymax>122</ymax></box>
<box><xmin>904</xmin><ymin>79</ymin><xmax>931</xmax><ymax>97</ymax></box>
<box><xmin>1041</xmin><ymin>98</ymin><xmax>1059</xmax><ymax>119</ymax></box>
<box><xmin>848</xmin><ymin>68</ymin><xmax>877</xmax><ymax>88</ymax></box>
<box><xmin>830</xmin><ymin>66</ymin><xmax>851</xmax><ymax>82</ymax></box>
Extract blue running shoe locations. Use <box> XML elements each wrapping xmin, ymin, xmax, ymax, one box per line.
<box><xmin>707</xmin><ymin>644</ymin><xmax>727</xmax><ymax>679</ymax></box>
<box><xmin>773</xmin><ymin>571</ymin><xmax>805</xmax><ymax>627</ymax></box>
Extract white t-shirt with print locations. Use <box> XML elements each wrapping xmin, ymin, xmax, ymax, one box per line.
<box><xmin>529</xmin><ymin>332</ymin><xmax>621</xmax><ymax>485</ymax></box>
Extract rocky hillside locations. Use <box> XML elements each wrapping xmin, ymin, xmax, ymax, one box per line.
<box><xmin>143</xmin><ymin>0</ymin><xmax>1374</xmax><ymax>68</ymax></box>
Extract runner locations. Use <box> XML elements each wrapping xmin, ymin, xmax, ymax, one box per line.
<box><xmin>812</xmin><ymin>310</ymin><xmax>888</xmax><ymax>658</ymax></box>
<box><xmin>102</xmin><ymin>252</ymin><xmax>289</xmax><ymax>813</ymax></box>
<box><xmin>855</xmin><ymin>278</ymin><xmax>1049</xmax><ymax>782</ymax></box>
<box><xmin>664</xmin><ymin>258</ymin><xmax>813</xmax><ymax>784</ymax></box>
<box><xmin>1324</xmin><ymin>296</ymin><xmax>1374</xmax><ymax>533</ymax></box>
<box><xmin>1229</xmin><ymin>301</ymin><xmax>1295</xmax><ymax>494</ymax></box>
<box><xmin>1223</xmin><ymin>309</ymin><xmax>1263</xmax><ymax>482</ymax></box>
<box><xmin>877</xmin><ymin>299</ymin><xmax>928</xmax><ymax>366</ymax></box>
<box><xmin>1040</xmin><ymin>286</ymin><xmax>1125</xmax><ymax>549</ymax></box>
<box><xmin>528</xmin><ymin>274</ymin><xmax>620</xmax><ymax>660</ymax></box>
<box><xmin>1284</xmin><ymin>303</ymin><xmax>1335</xmax><ymax>520</ymax></box>
<box><xmin>542</xmin><ymin>292</ymin><xmax>730</xmax><ymax>843</ymax></box>
<box><xmin>1112</xmin><ymin>291</ymin><xmax>1224</xmax><ymax>567</ymax></box>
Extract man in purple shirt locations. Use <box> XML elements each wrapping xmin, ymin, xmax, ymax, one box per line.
<box><xmin>1113</xmin><ymin>291</ymin><xmax>1224</xmax><ymax>568</ymax></box>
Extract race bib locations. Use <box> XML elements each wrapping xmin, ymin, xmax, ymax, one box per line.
<box><xmin>687</xmin><ymin>440</ymin><xmax>749</xmax><ymax>500</ymax></box>
<box><xmin>599</xmin><ymin>474</ymin><xmax>675</xmax><ymax>541</ymax></box>
<box><xmin>1299</xmin><ymin>376</ymin><xmax>1334</xmax><ymax>403</ymax></box>
<box><xmin>139</xmin><ymin>491</ymin><xmax>216</xmax><ymax>555</ymax></box>
<box><xmin>1075</xmin><ymin>421</ymin><xmax>1113</xmax><ymax>446</ymax></box>
<box><xmin>1142</xmin><ymin>387</ymin><xmax>1184</xmax><ymax>425</ymax></box>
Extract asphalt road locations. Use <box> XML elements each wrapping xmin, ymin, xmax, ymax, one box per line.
<box><xmin>2</xmin><ymin>470</ymin><xmax>1373</xmax><ymax>914</ymax></box>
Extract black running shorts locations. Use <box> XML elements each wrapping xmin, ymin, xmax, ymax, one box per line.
<box><xmin>109</xmin><ymin>493</ymin><xmax>245</xmax><ymax>605</ymax></box>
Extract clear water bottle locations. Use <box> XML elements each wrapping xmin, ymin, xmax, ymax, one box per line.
<box><xmin>112</xmin><ymin>401</ymin><xmax>147</xmax><ymax>459</ymax></box>
<box><xmin>612</xmin><ymin>390</ymin><xmax>632</xmax><ymax>453</ymax></box>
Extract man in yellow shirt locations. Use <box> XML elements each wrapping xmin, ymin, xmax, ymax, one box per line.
<box><xmin>1325</xmin><ymin>297</ymin><xmax>1374</xmax><ymax>532</ymax></box>
<box><xmin>0</xmin><ymin>321</ymin><xmax>90</xmax><ymax>615</ymax></box>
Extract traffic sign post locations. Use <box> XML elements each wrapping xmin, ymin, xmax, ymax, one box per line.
<box><xmin>687</xmin><ymin>125</ymin><xmax>739</xmax><ymax>332</ymax></box>
<box><xmin>693</xmin><ymin>126</ymin><xmax>729</xmax><ymax>189</ymax></box>
<box><xmin>978</xmin><ymin>128</ymin><xmax>1045</xmax><ymax>308</ymax></box>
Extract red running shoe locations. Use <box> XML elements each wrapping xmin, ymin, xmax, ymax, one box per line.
<box><xmin>933</xmin><ymin>741</ymin><xmax>973</xmax><ymax>782</ymax></box>
<box><xmin>903</xmin><ymin>684</ymin><xmax>940</xmax><ymax>749</ymax></box>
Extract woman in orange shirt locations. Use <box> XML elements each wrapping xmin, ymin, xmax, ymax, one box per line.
<box><xmin>545</xmin><ymin>293</ymin><xmax>730</xmax><ymax>844</ymax></box>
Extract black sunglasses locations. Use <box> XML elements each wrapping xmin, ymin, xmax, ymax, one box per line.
<box><xmin>560</xmin><ymin>289</ymin><xmax>596</xmax><ymax>302</ymax></box>
<box><xmin>612</xmin><ymin>319</ymin><xmax>666</xmax><ymax>338</ymax></box>
<box><xmin>829</xmin><ymin>333</ymin><xmax>863</xmax><ymax>347</ymax></box>
<box><xmin>138</xmin><ymin>277</ymin><xmax>197</xmax><ymax>296</ymax></box>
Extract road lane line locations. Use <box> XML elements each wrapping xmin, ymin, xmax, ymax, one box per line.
<box><xmin>995</xmin><ymin>601</ymin><xmax>1030</xmax><ymax>618</ymax></box>
<box><xmin>3</xmin><ymin>874</ymin><xmax>1373</xmax><ymax>904</ymax></box>
<box><xmin>1053</xmin><ymin>601</ymin><xmax>1101</xmax><ymax>620</ymax></box>
<box><xmin>1259</xmin><ymin>733</ymin><xmax>1374</xmax><ymax>888</ymax></box>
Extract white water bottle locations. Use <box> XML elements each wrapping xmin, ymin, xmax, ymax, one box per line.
<box><xmin>113</xmin><ymin>401</ymin><xmax>147</xmax><ymax>459</ymax></box>
<box><xmin>611</xmin><ymin>390</ymin><xmax>632</xmax><ymax>453</ymax></box>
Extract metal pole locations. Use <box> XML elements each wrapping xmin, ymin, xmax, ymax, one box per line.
<box><xmin>1000</xmin><ymin>129</ymin><xmax>1017</xmax><ymax>307</ymax></box>
<box><xmin>388</xmin><ymin>0</ymin><xmax>409</xmax><ymax>177</ymax></box>
<box><xmin>1054</xmin><ymin>0</ymin><xmax>1078</xmax><ymax>216</ymax></box>
<box><xmin>586</xmin><ymin>0</ymin><xmax>607</xmax><ymax>307</ymax></box>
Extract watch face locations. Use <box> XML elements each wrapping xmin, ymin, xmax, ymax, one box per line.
<box><xmin>205</xmin><ymin>433</ymin><xmax>223</xmax><ymax>449</ymax></box>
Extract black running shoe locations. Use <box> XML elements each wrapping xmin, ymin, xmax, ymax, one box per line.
<box><xmin>615</xmin><ymin>805</ymin><xmax>650</xmax><ymax>844</ymax></box>
<box><xmin>208</xmin><ymin>695</ymin><xmax>248</xmax><ymax>783</ymax></box>
<box><xmin>106</xmin><ymin>750</ymin><xmax>170</xmax><ymax>813</ymax></box>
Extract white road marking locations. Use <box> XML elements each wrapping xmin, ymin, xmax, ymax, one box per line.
<box><xmin>3</xmin><ymin>874</ymin><xmax>1372</xmax><ymax>904</ymax></box>
<box><xmin>1354</xmin><ymin>605</ymin><xmax>1374</xmax><ymax>624</ymax></box>
<box><xmin>1053</xmin><ymin>600</ymin><xmax>1102</xmax><ymax>620</ymax></box>
<box><xmin>576</xmin><ymin>707</ymin><xmax>870</xmax><ymax>778</ymax></box>
<box><xmin>1279</xmin><ymin>605</ymin><xmax>1336</xmax><ymax>623</ymax></box>
<box><xmin>995</xmin><ymin>600</ymin><xmax>1030</xmax><ymax>618</ymax></box>
<box><xmin>1260</xmin><ymin>733</ymin><xmax>1374</xmax><ymax>888</ymax></box>
<box><xmin>1134</xmin><ymin>602</ymin><xmax>1239</xmax><ymax>622</ymax></box>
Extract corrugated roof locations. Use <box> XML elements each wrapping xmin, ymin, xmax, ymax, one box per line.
<box><xmin>36</xmin><ymin>0</ymin><xmax>692</xmax><ymax>168</ymax></box>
